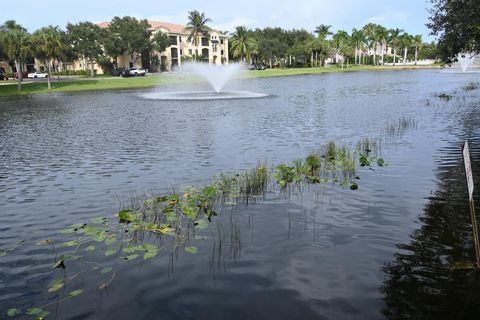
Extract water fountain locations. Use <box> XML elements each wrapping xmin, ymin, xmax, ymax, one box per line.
<box><xmin>142</xmin><ymin>62</ymin><xmax>268</xmax><ymax>100</ymax></box>
<box><xmin>441</xmin><ymin>52</ymin><xmax>480</xmax><ymax>73</ymax></box>
<box><xmin>457</xmin><ymin>53</ymin><xmax>479</xmax><ymax>72</ymax></box>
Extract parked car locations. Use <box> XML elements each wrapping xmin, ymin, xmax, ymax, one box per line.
<box><xmin>15</xmin><ymin>71</ymin><xmax>28</xmax><ymax>79</ymax></box>
<box><xmin>112</xmin><ymin>68</ymin><xmax>125</xmax><ymax>77</ymax></box>
<box><xmin>122</xmin><ymin>67</ymin><xmax>146</xmax><ymax>77</ymax></box>
<box><xmin>0</xmin><ymin>73</ymin><xmax>8</xmax><ymax>81</ymax></box>
<box><xmin>28</xmin><ymin>71</ymin><xmax>49</xmax><ymax>79</ymax></box>
<box><xmin>248</xmin><ymin>63</ymin><xmax>267</xmax><ymax>70</ymax></box>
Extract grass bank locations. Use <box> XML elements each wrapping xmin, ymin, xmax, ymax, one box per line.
<box><xmin>0</xmin><ymin>64</ymin><xmax>439</xmax><ymax>97</ymax></box>
<box><xmin>244</xmin><ymin>64</ymin><xmax>439</xmax><ymax>78</ymax></box>
<box><xmin>0</xmin><ymin>75</ymin><xmax>185</xmax><ymax>97</ymax></box>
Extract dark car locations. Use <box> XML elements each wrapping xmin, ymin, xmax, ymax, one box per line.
<box><xmin>248</xmin><ymin>63</ymin><xmax>267</xmax><ymax>71</ymax></box>
<box><xmin>15</xmin><ymin>71</ymin><xmax>28</xmax><ymax>79</ymax></box>
<box><xmin>112</xmin><ymin>68</ymin><xmax>125</xmax><ymax>77</ymax></box>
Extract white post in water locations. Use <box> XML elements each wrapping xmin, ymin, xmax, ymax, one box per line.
<box><xmin>463</xmin><ymin>140</ymin><xmax>480</xmax><ymax>267</ymax></box>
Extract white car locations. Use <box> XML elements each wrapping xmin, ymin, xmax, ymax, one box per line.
<box><xmin>122</xmin><ymin>67</ymin><xmax>146</xmax><ymax>77</ymax></box>
<box><xmin>28</xmin><ymin>71</ymin><xmax>49</xmax><ymax>79</ymax></box>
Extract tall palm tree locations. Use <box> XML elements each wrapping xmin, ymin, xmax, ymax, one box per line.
<box><xmin>230</xmin><ymin>26</ymin><xmax>256</xmax><ymax>63</ymax></box>
<box><xmin>351</xmin><ymin>28</ymin><xmax>365</xmax><ymax>65</ymax></box>
<box><xmin>185</xmin><ymin>10</ymin><xmax>212</xmax><ymax>61</ymax></box>
<box><xmin>388</xmin><ymin>28</ymin><xmax>404</xmax><ymax>66</ymax></box>
<box><xmin>375</xmin><ymin>26</ymin><xmax>388</xmax><ymax>65</ymax></box>
<box><xmin>362</xmin><ymin>23</ymin><xmax>378</xmax><ymax>65</ymax></box>
<box><xmin>3</xmin><ymin>27</ymin><xmax>31</xmax><ymax>90</ymax></box>
<box><xmin>400</xmin><ymin>33</ymin><xmax>412</xmax><ymax>65</ymax></box>
<box><xmin>33</xmin><ymin>26</ymin><xmax>64</xmax><ymax>89</ymax></box>
<box><xmin>1</xmin><ymin>20</ymin><xmax>27</xmax><ymax>32</ymax></box>
<box><xmin>314</xmin><ymin>24</ymin><xmax>333</xmax><ymax>40</ymax></box>
<box><xmin>332</xmin><ymin>30</ymin><xmax>350</xmax><ymax>66</ymax></box>
<box><xmin>412</xmin><ymin>35</ymin><xmax>423</xmax><ymax>65</ymax></box>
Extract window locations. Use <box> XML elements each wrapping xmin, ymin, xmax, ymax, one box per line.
<box><xmin>221</xmin><ymin>50</ymin><xmax>224</xmax><ymax>56</ymax></box>
<box><xmin>220</xmin><ymin>39</ymin><xmax>224</xmax><ymax>45</ymax></box>
<box><xmin>201</xmin><ymin>37</ymin><xmax>209</xmax><ymax>46</ymax></box>
<box><xmin>189</xmin><ymin>49</ymin><xmax>192</xmax><ymax>55</ymax></box>
<box><xmin>169</xmin><ymin>36</ymin><xmax>177</xmax><ymax>46</ymax></box>
<box><xmin>179</xmin><ymin>37</ymin><xmax>182</xmax><ymax>42</ymax></box>
<box><xmin>180</xmin><ymin>49</ymin><xmax>183</xmax><ymax>55</ymax></box>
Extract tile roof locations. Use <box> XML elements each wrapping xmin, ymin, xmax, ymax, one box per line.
<box><xmin>97</xmin><ymin>20</ymin><xmax>225</xmax><ymax>36</ymax></box>
<box><xmin>97</xmin><ymin>20</ymin><xmax>186</xmax><ymax>34</ymax></box>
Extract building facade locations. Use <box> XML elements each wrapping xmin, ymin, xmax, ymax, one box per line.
<box><xmin>98</xmin><ymin>20</ymin><xmax>229</xmax><ymax>73</ymax></box>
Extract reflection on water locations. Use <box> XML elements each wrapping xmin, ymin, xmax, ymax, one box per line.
<box><xmin>382</xmin><ymin>98</ymin><xmax>480</xmax><ymax>319</ymax></box>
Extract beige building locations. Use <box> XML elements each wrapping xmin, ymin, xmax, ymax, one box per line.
<box><xmin>33</xmin><ymin>20</ymin><xmax>229</xmax><ymax>75</ymax></box>
<box><xmin>98</xmin><ymin>20</ymin><xmax>229</xmax><ymax>72</ymax></box>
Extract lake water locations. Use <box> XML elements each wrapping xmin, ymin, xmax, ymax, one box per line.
<box><xmin>1</xmin><ymin>70</ymin><xmax>480</xmax><ymax>319</ymax></box>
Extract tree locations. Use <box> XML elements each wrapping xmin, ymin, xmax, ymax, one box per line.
<box><xmin>412</xmin><ymin>35</ymin><xmax>423</xmax><ymax>65</ymax></box>
<box><xmin>363</xmin><ymin>23</ymin><xmax>379</xmax><ymax>65</ymax></box>
<box><xmin>351</xmin><ymin>28</ymin><xmax>365</xmax><ymax>65</ymax></box>
<box><xmin>230</xmin><ymin>26</ymin><xmax>257</xmax><ymax>62</ymax></box>
<box><xmin>332</xmin><ymin>30</ymin><xmax>350</xmax><ymax>66</ymax></box>
<box><xmin>388</xmin><ymin>28</ymin><xmax>404</xmax><ymax>65</ymax></box>
<box><xmin>185</xmin><ymin>10</ymin><xmax>211</xmax><ymax>59</ymax></box>
<box><xmin>428</xmin><ymin>0</ymin><xmax>480</xmax><ymax>63</ymax></box>
<box><xmin>106</xmin><ymin>16</ymin><xmax>152</xmax><ymax>67</ymax></box>
<box><xmin>2</xmin><ymin>21</ymin><xmax>31</xmax><ymax>90</ymax></box>
<box><xmin>314</xmin><ymin>24</ymin><xmax>333</xmax><ymax>40</ymax></box>
<box><xmin>32</xmin><ymin>26</ymin><xmax>64</xmax><ymax>89</ymax></box>
<box><xmin>375</xmin><ymin>26</ymin><xmax>388</xmax><ymax>65</ymax></box>
<box><xmin>67</xmin><ymin>22</ymin><xmax>104</xmax><ymax>77</ymax></box>
<box><xmin>400</xmin><ymin>33</ymin><xmax>412</xmax><ymax>64</ymax></box>
<box><xmin>152</xmin><ymin>31</ymin><xmax>169</xmax><ymax>53</ymax></box>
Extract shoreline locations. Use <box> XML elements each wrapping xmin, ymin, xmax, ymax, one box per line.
<box><xmin>0</xmin><ymin>65</ymin><xmax>440</xmax><ymax>97</ymax></box>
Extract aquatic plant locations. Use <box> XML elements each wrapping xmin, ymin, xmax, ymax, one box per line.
<box><xmin>0</xmin><ymin>140</ymin><xmax>387</xmax><ymax>318</ymax></box>
<box><xmin>463</xmin><ymin>82</ymin><xmax>479</xmax><ymax>92</ymax></box>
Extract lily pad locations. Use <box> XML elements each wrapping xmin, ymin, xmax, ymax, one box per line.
<box><xmin>69</xmin><ymin>289</ymin><xmax>84</xmax><ymax>297</ymax></box>
<box><xmin>62</xmin><ymin>240</ymin><xmax>79</xmax><ymax>247</ymax></box>
<box><xmin>124</xmin><ymin>254</ymin><xmax>139</xmax><ymax>261</ymax></box>
<box><xmin>48</xmin><ymin>279</ymin><xmax>64</xmax><ymax>293</ymax></box>
<box><xmin>26</xmin><ymin>308</ymin><xmax>45</xmax><ymax>316</ymax></box>
<box><xmin>36</xmin><ymin>239</ymin><xmax>53</xmax><ymax>246</ymax></box>
<box><xmin>85</xmin><ymin>245</ymin><xmax>96</xmax><ymax>253</ymax></box>
<box><xmin>7</xmin><ymin>308</ymin><xmax>21</xmax><ymax>317</ymax></box>
<box><xmin>100</xmin><ymin>266</ymin><xmax>113</xmax><ymax>274</ymax></box>
<box><xmin>104</xmin><ymin>248</ymin><xmax>117</xmax><ymax>257</ymax></box>
<box><xmin>185</xmin><ymin>246</ymin><xmax>198</xmax><ymax>254</ymax></box>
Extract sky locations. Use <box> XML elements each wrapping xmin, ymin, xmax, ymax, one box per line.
<box><xmin>4</xmin><ymin>0</ymin><xmax>435</xmax><ymax>41</ymax></box>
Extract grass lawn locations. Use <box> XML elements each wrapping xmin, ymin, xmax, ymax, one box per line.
<box><xmin>0</xmin><ymin>75</ymin><xmax>185</xmax><ymax>97</ymax></box>
<box><xmin>244</xmin><ymin>64</ymin><xmax>440</xmax><ymax>78</ymax></box>
<box><xmin>0</xmin><ymin>64</ymin><xmax>439</xmax><ymax>97</ymax></box>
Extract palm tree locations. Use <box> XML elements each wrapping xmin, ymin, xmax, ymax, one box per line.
<box><xmin>314</xmin><ymin>24</ymin><xmax>333</xmax><ymax>40</ymax></box>
<box><xmin>400</xmin><ymin>33</ymin><xmax>412</xmax><ymax>65</ymax></box>
<box><xmin>185</xmin><ymin>10</ymin><xmax>212</xmax><ymax>61</ymax></box>
<box><xmin>412</xmin><ymin>35</ymin><xmax>423</xmax><ymax>65</ymax></box>
<box><xmin>332</xmin><ymin>30</ymin><xmax>350</xmax><ymax>67</ymax></box>
<box><xmin>32</xmin><ymin>26</ymin><xmax>64</xmax><ymax>89</ymax></box>
<box><xmin>230</xmin><ymin>26</ymin><xmax>256</xmax><ymax>63</ymax></box>
<box><xmin>388</xmin><ymin>28</ymin><xmax>404</xmax><ymax>66</ymax></box>
<box><xmin>3</xmin><ymin>27</ymin><xmax>31</xmax><ymax>90</ymax></box>
<box><xmin>362</xmin><ymin>23</ymin><xmax>378</xmax><ymax>65</ymax></box>
<box><xmin>351</xmin><ymin>28</ymin><xmax>365</xmax><ymax>65</ymax></box>
<box><xmin>375</xmin><ymin>26</ymin><xmax>388</xmax><ymax>65</ymax></box>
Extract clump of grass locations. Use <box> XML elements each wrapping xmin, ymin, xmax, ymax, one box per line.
<box><xmin>463</xmin><ymin>82</ymin><xmax>479</xmax><ymax>92</ymax></box>
<box><xmin>435</xmin><ymin>92</ymin><xmax>452</xmax><ymax>100</ymax></box>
